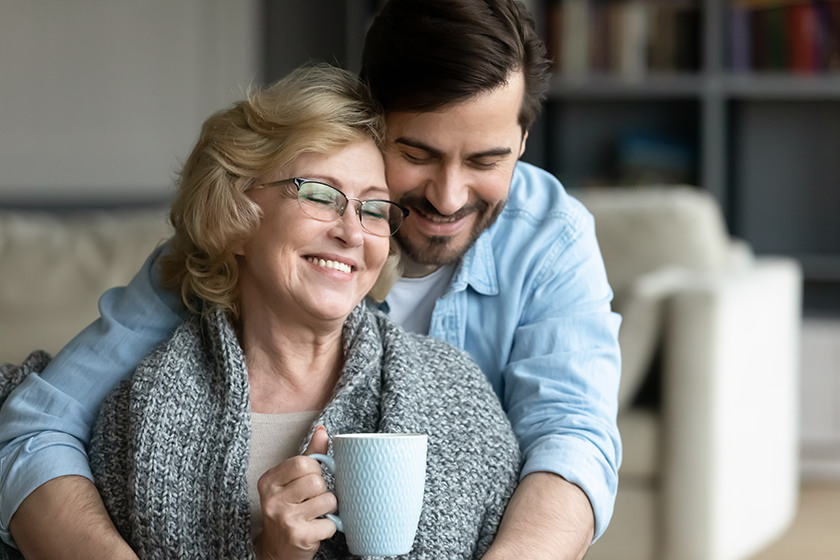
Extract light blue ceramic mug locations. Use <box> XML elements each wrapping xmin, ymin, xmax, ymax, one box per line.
<box><xmin>310</xmin><ymin>433</ymin><xmax>427</xmax><ymax>556</ymax></box>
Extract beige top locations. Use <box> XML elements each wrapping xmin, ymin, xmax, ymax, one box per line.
<box><xmin>247</xmin><ymin>411</ymin><xmax>320</xmax><ymax>538</ymax></box>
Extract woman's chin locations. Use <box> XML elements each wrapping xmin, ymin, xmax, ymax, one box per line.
<box><xmin>302</xmin><ymin>297</ymin><xmax>363</xmax><ymax>325</ymax></box>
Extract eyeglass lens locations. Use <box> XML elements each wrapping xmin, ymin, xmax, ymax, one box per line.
<box><xmin>297</xmin><ymin>181</ymin><xmax>403</xmax><ymax>237</ymax></box>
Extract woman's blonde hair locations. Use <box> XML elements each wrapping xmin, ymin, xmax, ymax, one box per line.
<box><xmin>160</xmin><ymin>64</ymin><xmax>386</xmax><ymax>317</ymax></box>
<box><xmin>367</xmin><ymin>239</ymin><xmax>403</xmax><ymax>303</ymax></box>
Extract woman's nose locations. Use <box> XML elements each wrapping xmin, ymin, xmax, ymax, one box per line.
<box><xmin>331</xmin><ymin>201</ymin><xmax>365</xmax><ymax>245</ymax></box>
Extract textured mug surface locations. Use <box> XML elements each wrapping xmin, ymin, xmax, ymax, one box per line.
<box><xmin>311</xmin><ymin>433</ymin><xmax>427</xmax><ymax>555</ymax></box>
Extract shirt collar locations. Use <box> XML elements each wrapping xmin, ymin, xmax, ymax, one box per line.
<box><xmin>448</xmin><ymin>231</ymin><xmax>498</xmax><ymax>296</ymax></box>
<box><xmin>370</xmin><ymin>221</ymin><xmax>501</xmax><ymax>312</ymax></box>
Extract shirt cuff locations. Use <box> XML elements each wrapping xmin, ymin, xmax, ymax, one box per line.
<box><xmin>0</xmin><ymin>434</ymin><xmax>93</xmax><ymax>548</ymax></box>
<box><xmin>520</xmin><ymin>435</ymin><xmax>618</xmax><ymax>543</ymax></box>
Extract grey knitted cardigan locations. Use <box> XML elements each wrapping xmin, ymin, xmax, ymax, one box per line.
<box><xmin>40</xmin><ymin>304</ymin><xmax>519</xmax><ymax>559</ymax></box>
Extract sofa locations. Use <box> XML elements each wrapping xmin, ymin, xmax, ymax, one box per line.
<box><xmin>0</xmin><ymin>207</ymin><xmax>173</xmax><ymax>365</ymax></box>
<box><xmin>0</xmin><ymin>186</ymin><xmax>802</xmax><ymax>560</ymax></box>
<box><xmin>574</xmin><ymin>187</ymin><xmax>802</xmax><ymax>560</ymax></box>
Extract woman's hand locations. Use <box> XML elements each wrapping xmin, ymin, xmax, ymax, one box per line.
<box><xmin>253</xmin><ymin>426</ymin><xmax>337</xmax><ymax>560</ymax></box>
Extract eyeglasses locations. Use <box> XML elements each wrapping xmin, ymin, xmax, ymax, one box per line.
<box><xmin>249</xmin><ymin>177</ymin><xmax>409</xmax><ymax>237</ymax></box>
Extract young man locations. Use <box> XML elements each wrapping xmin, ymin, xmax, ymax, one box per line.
<box><xmin>0</xmin><ymin>1</ymin><xmax>621</xmax><ymax>559</ymax></box>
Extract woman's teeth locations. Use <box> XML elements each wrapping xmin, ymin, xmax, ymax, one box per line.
<box><xmin>307</xmin><ymin>257</ymin><xmax>351</xmax><ymax>274</ymax></box>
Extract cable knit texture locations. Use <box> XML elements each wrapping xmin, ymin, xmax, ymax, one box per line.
<box><xmin>74</xmin><ymin>303</ymin><xmax>520</xmax><ymax>559</ymax></box>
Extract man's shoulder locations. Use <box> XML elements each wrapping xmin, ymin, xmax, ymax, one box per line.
<box><xmin>481</xmin><ymin>162</ymin><xmax>595</xmax><ymax>261</ymax></box>
<box><xmin>498</xmin><ymin>162</ymin><xmax>591</xmax><ymax>232</ymax></box>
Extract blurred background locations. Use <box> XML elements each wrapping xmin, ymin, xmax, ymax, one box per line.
<box><xmin>1</xmin><ymin>1</ymin><xmax>839</xmax><ymax>559</ymax></box>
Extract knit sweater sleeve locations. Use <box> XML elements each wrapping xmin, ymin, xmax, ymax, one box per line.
<box><xmin>89</xmin><ymin>379</ymin><xmax>135</xmax><ymax>543</ymax></box>
<box><xmin>406</xmin><ymin>332</ymin><xmax>521</xmax><ymax>559</ymax></box>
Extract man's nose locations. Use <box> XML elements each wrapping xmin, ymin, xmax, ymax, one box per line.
<box><xmin>426</xmin><ymin>165</ymin><xmax>470</xmax><ymax>216</ymax></box>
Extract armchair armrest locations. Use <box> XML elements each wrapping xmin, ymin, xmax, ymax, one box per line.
<box><xmin>661</xmin><ymin>257</ymin><xmax>802</xmax><ymax>560</ymax></box>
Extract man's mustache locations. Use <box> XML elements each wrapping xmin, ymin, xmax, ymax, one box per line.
<box><xmin>398</xmin><ymin>193</ymin><xmax>489</xmax><ymax>221</ymax></box>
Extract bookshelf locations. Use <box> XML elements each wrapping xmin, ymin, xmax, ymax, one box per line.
<box><xmin>536</xmin><ymin>0</ymin><xmax>840</xmax><ymax>314</ymax></box>
<box><xmin>263</xmin><ymin>0</ymin><xmax>840</xmax><ymax>314</ymax></box>
<box><xmin>261</xmin><ymin>0</ymin><xmax>840</xmax><ymax>477</ymax></box>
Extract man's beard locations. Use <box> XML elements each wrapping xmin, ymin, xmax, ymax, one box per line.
<box><xmin>394</xmin><ymin>194</ymin><xmax>506</xmax><ymax>267</ymax></box>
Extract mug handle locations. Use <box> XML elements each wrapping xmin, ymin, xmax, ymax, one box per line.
<box><xmin>309</xmin><ymin>453</ymin><xmax>344</xmax><ymax>533</ymax></box>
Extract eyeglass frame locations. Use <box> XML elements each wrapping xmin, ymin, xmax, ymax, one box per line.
<box><xmin>248</xmin><ymin>177</ymin><xmax>409</xmax><ymax>237</ymax></box>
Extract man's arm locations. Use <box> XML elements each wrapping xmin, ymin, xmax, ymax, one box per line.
<box><xmin>482</xmin><ymin>473</ymin><xmax>593</xmax><ymax>560</ymax></box>
<box><xmin>9</xmin><ymin>476</ymin><xmax>138</xmax><ymax>560</ymax></box>
<box><xmin>0</xmin><ymin>244</ymin><xmax>182</xmax><ymax>551</ymax></box>
<box><xmin>472</xmin><ymin>175</ymin><xmax>622</xmax><ymax>555</ymax></box>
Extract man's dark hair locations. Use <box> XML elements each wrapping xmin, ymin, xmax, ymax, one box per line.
<box><xmin>361</xmin><ymin>0</ymin><xmax>551</xmax><ymax>132</ymax></box>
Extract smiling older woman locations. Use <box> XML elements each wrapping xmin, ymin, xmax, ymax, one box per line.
<box><xmin>0</xmin><ymin>65</ymin><xmax>521</xmax><ymax>560</ymax></box>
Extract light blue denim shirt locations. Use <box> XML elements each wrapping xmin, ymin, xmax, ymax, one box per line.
<box><xmin>0</xmin><ymin>162</ymin><xmax>621</xmax><ymax>546</ymax></box>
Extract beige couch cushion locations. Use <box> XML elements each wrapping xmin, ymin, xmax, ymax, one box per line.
<box><xmin>0</xmin><ymin>209</ymin><xmax>172</xmax><ymax>364</ymax></box>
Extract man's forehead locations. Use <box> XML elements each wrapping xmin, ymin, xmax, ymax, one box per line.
<box><xmin>383</xmin><ymin>75</ymin><xmax>526</xmax><ymax>141</ymax></box>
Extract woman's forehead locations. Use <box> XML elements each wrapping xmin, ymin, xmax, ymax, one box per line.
<box><xmin>263</xmin><ymin>141</ymin><xmax>387</xmax><ymax>192</ymax></box>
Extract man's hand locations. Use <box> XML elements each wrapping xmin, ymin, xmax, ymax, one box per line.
<box><xmin>254</xmin><ymin>426</ymin><xmax>337</xmax><ymax>560</ymax></box>
<box><xmin>483</xmin><ymin>472</ymin><xmax>594</xmax><ymax>560</ymax></box>
<box><xmin>9</xmin><ymin>475</ymin><xmax>138</xmax><ymax>560</ymax></box>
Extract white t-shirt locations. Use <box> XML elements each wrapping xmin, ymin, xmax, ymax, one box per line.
<box><xmin>385</xmin><ymin>264</ymin><xmax>457</xmax><ymax>334</ymax></box>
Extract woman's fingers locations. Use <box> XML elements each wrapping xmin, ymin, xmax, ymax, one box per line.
<box><xmin>295</xmin><ymin>487</ymin><xmax>337</xmax><ymax>520</ymax></box>
<box><xmin>254</xmin><ymin>433</ymin><xmax>336</xmax><ymax>560</ymax></box>
<box><xmin>306</xmin><ymin>516</ymin><xmax>339</xmax><ymax>542</ymax></box>
<box><xmin>254</xmin><ymin>515</ymin><xmax>337</xmax><ymax>560</ymax></box>
<box><xmin>262</xmin><ymin>492</ymin><xmax>336</xmax><ymax>534</ymax></box>
<box><xmin>258</xmin><ymin>455</ymin><xmax>321</xmax><ymax>495</ymax></box>
<box><xmin>255</xmin><ymin>465</ymin><xmax>337</xmax><ymax>560</ymax></box>
<box><xmin>261</xmin><ymin>472</ymin><xmax>330</xmax><ymax>515</ymax></box>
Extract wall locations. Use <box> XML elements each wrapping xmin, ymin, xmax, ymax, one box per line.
<box><xmin>0</xmin><ymin>0</ymin><xmax>260</xmax><ymax>206</ymax></box>
<box><xmin>263</xmin><ymin>0</ymin><xmax>348</xmax><ymax>80</ymax></box>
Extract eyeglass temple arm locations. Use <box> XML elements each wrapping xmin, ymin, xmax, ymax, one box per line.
<box><xmin>248</xmin><ymin>178</ymin><xmax>299</xmax><ymax>191</ymax></box>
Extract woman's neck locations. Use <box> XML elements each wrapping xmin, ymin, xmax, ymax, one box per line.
<box><xmin>238</xmin><ymin>303</ymin><xmax>345</xmax><ymax>415</ymax></box>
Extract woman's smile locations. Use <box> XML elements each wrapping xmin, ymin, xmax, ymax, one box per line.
<box><xmin>304</xmin><ymin>255</ymin><xmax>355</xmax><ymax>275</ymax></box>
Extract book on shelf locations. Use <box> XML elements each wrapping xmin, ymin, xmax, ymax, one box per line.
<box><xmin>729</xmin><ymin>0</ymin><xmax>840</xmax><ymax>73</ymax></box>
<box><xmin>560</xmin><ymin>0</ymin><xmax>589</xmax><ymax>76</ymax></box>
<box><xmin>620</xmin><ymin>1</ymin><xmax>649</xmax><ymax>77</ymax></box>
<box><xmin>614</xmin><ymin>130</ymin><xmax>695</xmax><ymax>186</ymax></box>
<box><xmin>730</xmin><ymin>2</ymin><xmax>752</xmax><ymax>70</ymax></box>
<box><xmin>546</xmin><ymin>0</ymin><xmax>701</xmax><ymax>79</ymax></box>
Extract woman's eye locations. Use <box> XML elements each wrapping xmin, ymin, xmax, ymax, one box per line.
<box><xmin>361</xmin><ymin>203</ymin><xmax>389</xmax><ymax>220</ymax></box>
<box><xmin>304</xmin><ymin>194</ymin><xmax>335</xmax><ymax>205</ymax></box>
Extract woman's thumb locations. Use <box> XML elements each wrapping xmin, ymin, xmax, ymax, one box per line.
<box><xmin>304</xmin><ymin>425</ymin><xmax>329</xmax><ymax>456</ymax></box>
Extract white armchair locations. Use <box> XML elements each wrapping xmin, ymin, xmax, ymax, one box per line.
<box><xmin>574</xmin><ymin>187</ymin><xmax>802</xmax><ymax>560</ymax></box>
